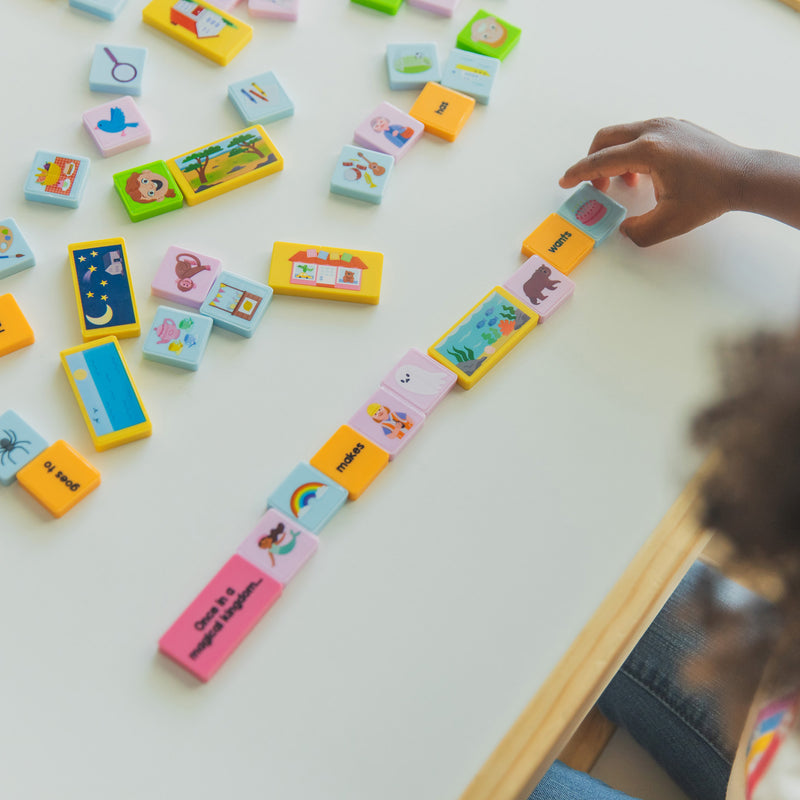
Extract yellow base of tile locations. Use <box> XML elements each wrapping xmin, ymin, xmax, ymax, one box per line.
<box><xmin>0</xmin><ymin>294</ymin><xmax>34</xmax><ymax>357</ymax></box>
<box><xmin>17</xmin><ymin>440</ymin><xmax>101</xmax><ymax>517</ymax></box>
<box><xmin>310</xmin><ymin>426</ymin><xmax>389</xmax><ymax>500</ymax></box>
<box><xmin>522</xmin><ymin>214</ymin><xmax>594</xmax><ymax>275</ymax></box>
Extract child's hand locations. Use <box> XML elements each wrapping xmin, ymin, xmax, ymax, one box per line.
<box><xmin>559</xmin><ymin>118</ymin><xmax>749</xmax><ymax>246</ymax></box>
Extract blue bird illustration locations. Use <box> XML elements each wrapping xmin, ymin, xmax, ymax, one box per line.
<box><xmin>96</xmin><ymin>107</ymin><xmax>139</xmax><ymax>135</ymax></box>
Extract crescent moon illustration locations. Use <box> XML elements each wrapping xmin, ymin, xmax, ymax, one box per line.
<box><xmin>85</xmin><ymin>304</ymin><xmax>113</xmax><ymax>326</ymax></box>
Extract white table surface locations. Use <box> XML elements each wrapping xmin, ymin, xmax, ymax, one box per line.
<box><xmin>2</xmin><ymin>1</ymin><xmax>800</xmax><ymax>798</ymax></box>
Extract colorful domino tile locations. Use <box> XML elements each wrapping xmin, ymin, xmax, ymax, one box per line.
<box><xmin>24</xmin><ymin>151</ymin><xmax>90</xmax><ymax>209</ymax></box>
<box><xmin>428</xmin><ymin>287</ymin><xmax>538</xmax><ymax>389</ymax></box>
<box><xmin>68</xmin><ymin>239</ymin><xmax>140</xmax><ymax>342</ymax></box>
<box><xmin>0</xmin><ymin>218</ymin><xmax>35</xmax><ymax>279</ymax></box>
<box><xmin>380</xmin><ymin>347</ymin><xmax>456</xmax><ymax>414</ymax></box>
<box><xmin>199</xmin><ymin>271</ymin><xmax>272</xmax><ymax>336</ymax></box>
<box><xmin>503</xmin><ymin>256</ymin><xmax>575</xmax><ymax>322</ymax></box>
<box><xmin>142</xmin><ymin>0</ymin><xmax>253</xmax><ymax>66</ymax></box>
<box><xmin>406</xmin><ymin>0</ymin><xmax>460</xmax><ymax>15</ymax></box>
<box><xmin>350</xmin><ymin>0</ymin><xmax>403</xmax><ymax>14</ymax></box>
<box><xmin>354</xmin><ymin>102</ymin><xmax>424</xmax><ymax>162</ymax></box>
<box><xmin>348</xmin><ymin>387</ymin><xmax>424</xmax><ymax>460</ymax></box>
<box><xmin>0</xmin><ymin>294</ymin><xmax>34</xmax><ymax>357</ymax></box>
<box><xmin>310</xmin><ymin>425</ymin><xmax>389</xmax><ymax>500</ymax></box>
<box><xmin>386</xmin><ymin>43</ymin><xmax>441</xmax><ymax>90</ymax></box>
<box><xmin>269</xmin><ymin>241</ymin><xmax>383</xmax><ymax>305</ymax></box>
<box><xmin>152</xmin><ymin>246</ymin><xmax>222</xmax><ymax>309</ymax></box>
<box><xmin>521</xmin><ymin>214</ymin><xmax>594</xmax><ymax>275</ymax></box>
<box><xmin>228</xmin><ymin>71</ymin><xmax>294</xmax><ymax>126</ymax></box>
<box><xmin>90</xmin><ymin>44</ymin><xmax>146</xmax><ymax>95</ymax></box>
<box><xmin>248</xmin><ymin>0</ymin><xmax>299</xmax><ymax>20</ymax></box>
<box><xmin>330</xmin><ymin>146</ymin><xmax>394</xmax><ymax>205</ymax></box>
<box><xmin>166</xmin><ymin>125</ymin><xmax>283</xmax><ymax>207</ymax></box>
<box><xmin>82</xmin><ymin>97</ymin><xmax>151</xmax><ymax>158</ymax></box>
<box><xmin>557</xmin><ymin>184</ymin><xmax>627</xmax><ymax>244</ymax></box>
<box><xmin>61</xmin><ymin>337</ymin><xmax>152</xmax><ymax>451</ymax></box>
<box><xmin>0</xmin><ymin>410</ymin><xmax>48</xmax><ymax>487</ymax></box>
<box><xmin>441</xmin><ymin>49</ymin><xmax>499</xmax><ymax>105</ymax></box>
<box><xmin>143</xmin><ymin>306</ymin><xmax>213</xmax><ymax>371</ymax></box>
<box><xmin>70</xmin><ymin>0</ymin><xmax>128</xmax><ymax>19</ymax></box>
<box><xmin>159</xmin><ymin>555</ymin><xmax>282</xmax><ymax>682</ymax></box>
<box><xmin>266</xmin><ymin>463</ymin><xmax>348</xmax><ymax>534</ymax></box>
<box><xmin>409</xmin><ymin>82</ymin><xmax>475</xmax><ymax>142</ymax></box>
<box><xmin>237</xmin><ymin>508</ymin><xmax>318</xmax><ymax>585</ymax></box>
<box><xmin>456</xmin><ymin>10</ymin><xmax>520</xmax><ymax>62</ymax></box>
<box><xmin>16</xmin><ymin>440</ymin><xmax>101</xmax><ymax>518</ymax></box>
<box><xmin>113</xmin><ymin>160</ymin><xmax>184</xmax><ymax>223</ymax></box>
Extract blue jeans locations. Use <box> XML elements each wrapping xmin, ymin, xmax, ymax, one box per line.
<box><xmin>530</xmin><ymin>561</ymin><xmax>774</xmax><ymax>800</ymax></box>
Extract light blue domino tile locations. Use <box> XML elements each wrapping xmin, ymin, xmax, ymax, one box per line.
<box><xmin>386</xmin><ymin>43</ymin><xmax>441</xmax><ymax>90</ymax></box>
<box><xmin>199</xmin><ymin>271</ymin><xmax>273</xmax><ymax>337</ymax></box>
<box><xmin>228</xmin><ymin>72</ymin><xmax>294</xmax><ymax>126</ymax></box>
<box><xmin>557</xmin><ymin>184</ymin><xmax>626</xmax><ymax>244</ymax></box>
<box><xmin>267</xmin><ymin>463</ymin><xmax>348</xmax><ymax>534</ymax></box>
<box><xmin>0</xmin><ymin>218</ymin><xmax>35</xmax><ymax>279</ymax></box>
<box><xmin>0</xmin><ymin>410</ymin><xmax>48</xmax><ymax>486</ymax></box>
<box><xmin>70</xmin><ymin>0</ymin><xmax>128</xmax><ymax>19</ymax></box>
<box><xmin>90</xmin><ymin>44</ymin><xmax>146</xmax><ymax>95</ymax></box>
<box><xmin>24</xmin><ymin>151</ymin><xmax>91</xmax><ymax>209</ymax></box>
<box><xmin>440</xmin><ymin>49</ymin><xmax>499</xmax><ymax>105</ymax></box>
<box><xmin>330</xmin><ymin>145</ymin><xmax>394</xmax><ymax>205</ymax></box>
<box><xmin>142</xmin><ymin>306</ymin><xmax>213</xmax><ymax>371</ymax></box>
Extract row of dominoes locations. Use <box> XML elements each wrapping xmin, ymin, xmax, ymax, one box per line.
<box><xmin>157</xmin><ymin>182</ymin><xmax>627</xmax><ymax>681</ymax></box>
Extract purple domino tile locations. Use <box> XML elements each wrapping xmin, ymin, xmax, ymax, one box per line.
<box><xmin>348</xmin><ymin>386</ymin><xmax>424</xmax><ymax>460</ymax></box>
<box><xmin>354</xmin><ymin>102</ymin><xmax>424</xmax><ymax>162</ymax></box>
<box><xmin>380</xmin><ymin>347</ymin><xmax>456</xmax><ymax>414</ymax></box>
<box><xmin>503</xmin><ymin>255</ymin><xmax>575</xmax><ymax>321</ymax></box>
<box><xmin>151</xmin><ymin>246</ymin><xmax>222</xmax><ymax>310</ymax></box>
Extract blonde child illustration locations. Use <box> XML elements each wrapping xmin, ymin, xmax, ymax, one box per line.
<box><xmin>368</xmin><ymin>403</ymin><xmax>414</xmax><ymax>440</ymax></box>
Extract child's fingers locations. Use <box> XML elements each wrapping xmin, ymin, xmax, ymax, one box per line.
<box><xmin>620</xmin><ymin>204</ymin><xmax>691</xmax><ymax>247</ymax></box>
<box><xmin>559</xmin><ymin>143</ymin><xmax>650</xmax><ymax>188</ymax></box>
<box><xmin>586</xmin><ymin>120</ymin><xmax>649</xmax><ymax>155</ymax></box>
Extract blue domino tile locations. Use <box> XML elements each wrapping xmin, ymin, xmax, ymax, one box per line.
<box><xmin>142</xmin><ymin>306</ymin><xmax>213</xmax><ymax>371</ymax></box>
<box><xmin>0</xmin><ymin>219</ymin><xmax>35</xmax><ymax>279</ymax></box>
<box><xmin>330</xmin><ymin>146</ymin><xmax>394</xmax><ymax>205</ymax></box>
<box><xmin>557</xmin><ymin>185</ymin><xmax>626</xmax><ymax>244</ymax></box>
<box><xmin>228</xmin><ymin>71</ymin><xmax>294</xmax><ymax>126</ymax></box>
<box><xmin>24</xmin><ymin>152</ymin><xmax>91</xmax><ymax>209</ymax></box>
<box><xmin>440</xmin><ymin>48</ymin><xmax>499</xmax><ymax>104</ymax></box>
<box><xmin>90</xmin><ymin>44</ymin><xmax>146</xmax><ymax>96</ymax></box>
<box><xmin>70</xmin><ymin>0</ymin><xmax>128</xmax><ymax>19</ymax></box>
<box><xmin>267</xmin><ymin>463</ymin><xmax>348</xmax><ymax>534</ymax></box>
<box><xmin>199</xmin><ymin>271</ymin><xmax>273</xmax><ymax>337</ymax></box>
<box><xmin>0</xmin><ymin>410</ymin><xmax>49</xmax><ymax>486</ymax></box>
<box><xmin>386</xmin><ymin>43</ymin><xmax>441</xmax><ymax>90</ymax></box>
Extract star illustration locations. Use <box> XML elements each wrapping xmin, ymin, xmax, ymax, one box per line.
<box><xmin>88</xmin><ymin>266</ymin><xmax>97</xmax><ymax>273</ymax></box>
<box><xmin>101</xmin><ymin>295</ymin><xmax>108</xmax><ymax>301</ymax></box>
<box><xmin>90</xmin><ymin>250</ymin><xmax>98</xmax><ymax>257</ymax></box>
<box><xmin>100</xmin><ymin>280</ymin><xmax>108</xmax><ymax>287</ymax></box>
<box><xmin>78</xmin><ymin>256</ymin><xmax>87</xmax><ymax>262</ymax></box>
<box><xmin>86</xmin><ymin>291</ymin><xmax>94</xmax><ymax>298</ymax></box>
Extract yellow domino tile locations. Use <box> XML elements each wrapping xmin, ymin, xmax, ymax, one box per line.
<box><xmin>17</xmin><ymin>440</ymin><xmax>101</xmax><ymax>518</ymax></box>
<box><xmin>310</xmin><ymin>426</ymin><xmax>389</xmax><ymax>500</ymax></box>
<box><xmin>269</xmin><ymin>241</ymin><xmax>383</xmax><ymax>305</ymax></box>
<box><xmin>61</xmin><ymin>337</ymin><xmax>152</xmax><ymax>451</ymax></box>
<box><xmin>142</xmin><ymin>0</ymin><xmax>253</xmax><ymax>66</ymax></box>
<box><xmin>409</xmin><ymin>82</ymin><xmax>476</xmax><ymax>142</ymax></box>
<box><xmin>166</xmin><ymin>125</ymin><xmax>283</xmax><ymax>206</ymax></box>
<box><xmin>427</xmin><ymin>286</ymin><xmax>539</xmax><ymax>389</ymax></box>
<box><xmin>0</xmin><ymin>294</ymin><xmax>34</xmax><ymax>357</ymax></box>
<box><xmin>521</xmin><ymin>213</ymin><xmax>594</xmax><ymax>275</ymax></box>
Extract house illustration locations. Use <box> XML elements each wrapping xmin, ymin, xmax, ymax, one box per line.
<box><xmin>288</xmin><ymin>249</ymin><xmax>368</xmax><ymax>291</ymax></box>
<box><xmin>170</xmin><ymin>1</ymin><xmax>226</xmax><ymax>39</ymax></box>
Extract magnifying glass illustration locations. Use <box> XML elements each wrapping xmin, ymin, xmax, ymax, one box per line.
<box><xmin>103</xmin><ymin>47</ymin><xmax>137</xmax><ymax>83</ymax></box>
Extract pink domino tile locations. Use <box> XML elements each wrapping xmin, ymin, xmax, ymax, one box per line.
<box><xmin>348</xmin><ymin>386</ymin><xmax>424</xmax><ymax>460</ymax></box>
<box><xmin>248</xmin><ymin>0</ymin><xmax>298</xmax><ymax>19</ymax></box>
<box><xmin>381</xmin><ymin>347</ymin><xmax>457</xmax><ymax>414</ymax></box>
<box><xmin>159</xmin><ymin>555</ymin><xmax>281</xmax><ymax>682</ymax></box>
<box><xmin>151</xmin><ymin>246</ymin><xmax>222</xmax><ymax>310</ymax></box>
<box><xmin>237</xmin><ymin>508</ymin><xmax>318</xmax><ymax>585</ymax></box>
<box><xmin>82</xmin><ymin>96</ymin><xmax>151</xmax><ymax>158</ymax></box>
<box><xmin>406</xmin><ymin>0</ymin><xmax>461</xmax><ymax>15</ymax></box>
<box><xmin>354</xmin><ymin>102</ymin><xmax>424</xmax><ymax>162</ymax></box>
<box><xmin>503</xmin><ymin>255</ymin><xmax>575</xmax><ymax>321</ymax></box>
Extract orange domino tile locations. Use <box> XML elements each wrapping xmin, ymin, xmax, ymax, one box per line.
<box><xmin>310</xmin><ymin>425</ymin><xmax>389</xmax><ymax>500</ymax></box>
<box><xmin>408</xmin><ymin>82</ymin><xmax>476</xmax><ymax>142</ymax></box>
<box><xmin>521</xmin><ymin>214</ymin><xmax>594</xmax><ymax>275</ymax></box>
<box><xmin>0</xmin><ymin>294</ymin><xmax>34</xmax><ymax>357</ymax></box>
<box><xmin>16</xmin><ymin>440</ymin><xmax>101</xmax><ymax>517</ymax></box>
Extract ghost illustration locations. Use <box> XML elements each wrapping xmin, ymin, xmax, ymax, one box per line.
<box><xmin>394</xmin><ymin>364</ymin><xmax>448</xmax><ymax>396</ymax></box>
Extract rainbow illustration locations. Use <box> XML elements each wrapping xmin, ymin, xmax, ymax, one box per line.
<box><xmin>290</xmin><ymin>482</ymin><xmax>327</xmax><ymax>518</ymax></box>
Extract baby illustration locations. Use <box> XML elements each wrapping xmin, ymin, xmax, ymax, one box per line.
<box><xmin>471</xmin><ymin>15</ymin><xmax>507</xmax><ymax>48</ymax></box>
<box><xmin>371</xmin><ymin>116</ymin><xmax>414</xmax><ymax>148</ymax></box>
<box><xmin>124</xmin><ymin>169</ymin><xmax>176</xmax><ymax>204</ymax></box>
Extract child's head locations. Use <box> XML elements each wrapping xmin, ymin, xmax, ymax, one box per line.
<box><xmin>124</xmin><ymin>169</ymin><xmax>176</xmax><ymax>204</ymax></box>
<box><xmin>471</xmin><ymin>16</ymin><xmax>507</xmax><ymax>48</ymax></box>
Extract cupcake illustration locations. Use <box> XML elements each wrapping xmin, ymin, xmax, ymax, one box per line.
<box><xmin>575</xmin><ymin>199</ymin><xmax>607</xmax><ymax>226</ymax></box>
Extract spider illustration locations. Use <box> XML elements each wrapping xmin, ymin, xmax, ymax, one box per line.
<box><xmin>0</xmin><ymin>429</ymin><xmax>31</xmax><ymax>466</ymax></box>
